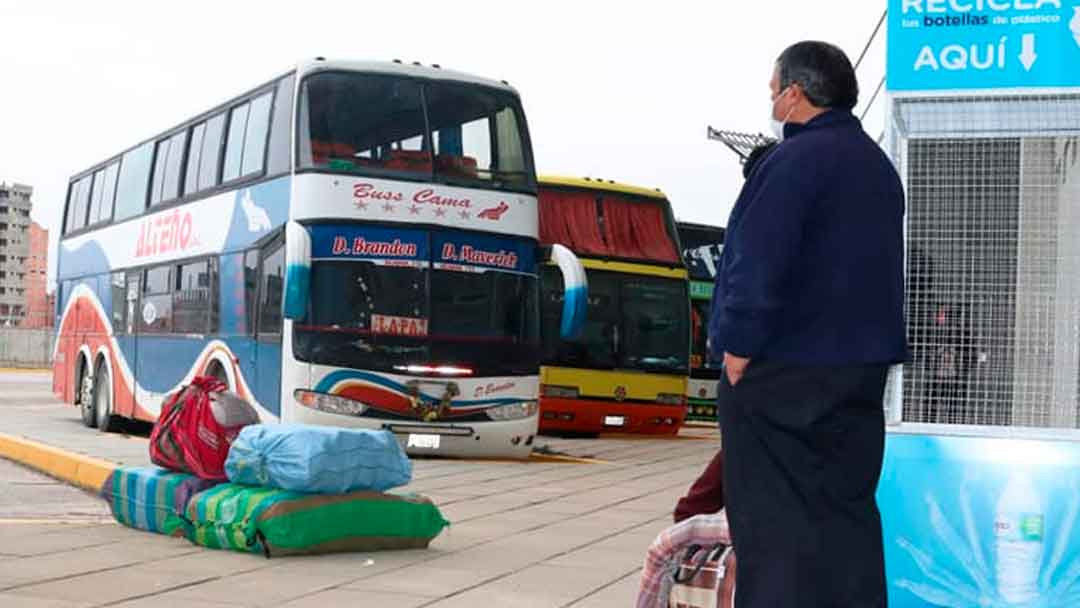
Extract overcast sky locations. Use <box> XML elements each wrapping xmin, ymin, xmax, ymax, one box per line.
<box><xmin>0</xmin><ymin>1</ymin><xmax>887</xmax><ymax>288</ymax></box>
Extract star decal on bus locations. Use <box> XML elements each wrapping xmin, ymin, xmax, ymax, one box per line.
<box><xmin>382</xmin><ymin>203</ymin><xmax>395</xmax><ymax>213</ymax></box>
<box><xmin>355</xmin><ymin>201</ymin><xmax>368</xmax><ymax>211</ymax></box>
<box><xmin>459</xmin><ymin>210</ymin><xmax>471</xmax><ymax>220</ymax></box>
<box><xmin>434</xmin><ymin>208</ymin><xmax>447</xmax><ymax>218</ymax></box>
<box><xmin>409</xmin><ymin>204</ymin><xmax>422</xmax><ymax>215</ymax></box>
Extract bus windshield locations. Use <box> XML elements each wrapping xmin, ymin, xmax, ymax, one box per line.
<box><xmin>541</xmin><ymin>269</ymin><xmax>689</xmax><ymax>374</ymax></box>
<box><xmin>294</xmin><ymin>226</ymin><xmax>540</xmax><ymax>377</ymax></box>
<box><xmin>298</xmin><ymin>71</ymin><xmax>534</xmax><ymax>192</ymax></box>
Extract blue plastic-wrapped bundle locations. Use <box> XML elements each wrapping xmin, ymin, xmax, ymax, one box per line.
<box><xmin>224</xmin><ymin>424</ymin><xmax>412</xmax><ymax>494</ymax></box>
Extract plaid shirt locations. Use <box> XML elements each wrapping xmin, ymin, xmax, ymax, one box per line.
<box><xmin>636</xmin><ymin>511</ymin><xmax>731</xmax><ymax>608</ymax></box>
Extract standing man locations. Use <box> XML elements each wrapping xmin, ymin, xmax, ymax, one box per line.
<box><xmin>709</xmin><ymin>41</ymin><xmax>907</xmax><ymax>607</ymax></box>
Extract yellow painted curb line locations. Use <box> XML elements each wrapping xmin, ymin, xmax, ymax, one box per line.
<box><xmin>0</xmin><ymin>518</ymin><xmax>115</xmax><ymax>525</ymax></box>
<box><xmin>0</xmin><ymin>433</ymin><xmax>117</xmax><ymax>492</ymax></box>
<box><xmin>0</xmin><ymin>368</ymin><xmax>51</xmax><ymax>374</ymax></box>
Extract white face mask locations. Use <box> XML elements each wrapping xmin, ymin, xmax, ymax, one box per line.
<box><xmin>769</xmin><ymin>87</ymin><xmax>794</xmax><ymax>141</ymax></box>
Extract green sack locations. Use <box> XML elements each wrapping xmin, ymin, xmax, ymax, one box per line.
<box><xmin>185</xmin><ymin>483</ymin><xmax>449</xmax><ymax>557</ymax></box>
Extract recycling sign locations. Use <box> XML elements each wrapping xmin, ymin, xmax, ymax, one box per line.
<box><xmin>887</xmin><ymin>0</ymin><xmax>1080</xmax><ymax>91</ymax></box>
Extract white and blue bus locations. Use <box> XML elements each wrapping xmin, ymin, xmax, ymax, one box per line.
<box><xmin>53</xmin><ymin>59</ymin><xmax>586</xmax><ymax>459</ymax></box>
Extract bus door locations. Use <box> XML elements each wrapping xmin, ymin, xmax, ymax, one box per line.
<box><xmin>254</xmin><ymin>238</ymin><xmax>285</xmax><ymax>417</ymax></box>
<box><xmin>115</xmin><ymin>270</ymin><xmax>140</xmax><ymax>417</ymax></box>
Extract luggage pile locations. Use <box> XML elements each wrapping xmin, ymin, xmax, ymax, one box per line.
<box><xmin>101</xmin><ymin>376</ymin><xmax>448</xmax><ymax>557</ymax></box>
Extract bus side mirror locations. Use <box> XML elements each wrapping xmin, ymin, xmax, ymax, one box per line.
<box><xmin>284</xmin><ymin>221</ymin><xmax>311</xmax><ymax>320</ymax></box>
<box><xmin>543</xmin><ymin>244</ymin><xmax>587</xmax><ymax>340</ymax></box>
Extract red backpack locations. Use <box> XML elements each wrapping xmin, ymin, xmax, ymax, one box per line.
<box><xmin>149</xmin><ymin>376</ymin><xmax>257</xmax><ymax>480</ymax></box>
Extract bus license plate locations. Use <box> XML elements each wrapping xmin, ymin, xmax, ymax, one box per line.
<box><xmin>407</xmin><ymin>434</ymin><xmax>441</xmax><ymax>449</ymax></box>
<box><xmin>604</xmin><ymin>416</ymin><xmax>626</xmax><ymax>427</ymax></box>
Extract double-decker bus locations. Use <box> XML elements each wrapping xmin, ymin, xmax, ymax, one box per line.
<box><xmin>676</xmin><ymin>221</ymin><xmax>725</xmax><ymax>424</ymax></box>
<box><xmin>536</xmin><ymin>176</ymin><xmax>689</xmax><ymax>435</ymax></box>
<box><xmin>53</xmin><ymin>59</ymin><xmax>586</xmax><ymax>459</ymax></box>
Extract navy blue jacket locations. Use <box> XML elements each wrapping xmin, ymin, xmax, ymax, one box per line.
<box><xmin>708</xmin><ymin>110</ymin><xmax>908</xmax><ymax>366</ymax></box>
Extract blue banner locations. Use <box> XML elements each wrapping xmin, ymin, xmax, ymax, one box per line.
<box><xmin>310</xmin><ymin>224</ymin><xmax>428</xmax><ymax>262</ymax></box>
<box><xmin>432</xmin><ymin>232</ymin><xmax>535</xmax><ymax>273</ymax></box>
<box><xmin>879</xmin><ymin>432</ymin><xmax>1080</xmax><ymax>606</ymax></box>
<box><xmin>887</xmin><ymin>0</ymin><xmax>1080</xmax><ymax>91</ymax></box>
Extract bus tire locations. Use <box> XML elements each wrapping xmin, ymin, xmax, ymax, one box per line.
<box><xmin>77</xmin><ymin>356</ymin><xmax>97</xmax><ymax>428</ymax></box>
<box><xmin>93</xmin><ymin>360</ymin><xmax>120</xmax><ymax>433</ymax></box>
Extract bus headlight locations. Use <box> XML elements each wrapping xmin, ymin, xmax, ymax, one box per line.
<box><xmin>657</xmin><ymin>393</ymin><xmax>684</xmax><ymax>406</ymax></box>
<box><xmin>294</xmin><ymin>390</ymin><xmax>367</xmax><ymax>416</ymax></box>
<box><xmin>542</xmin><ymin>385</ymin><xmax>579</xmax><ymax>399</ymax></box>
<box><xmin>486</xmin><ymin>401</ymin><xmax>539</xmax><ymax>421</ymax></box>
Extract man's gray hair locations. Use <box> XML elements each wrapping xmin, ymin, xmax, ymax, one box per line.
<box><xmin>777</xmin><ymin>41</ymin><xmax>859</xmax><ymax>111</ymax></box>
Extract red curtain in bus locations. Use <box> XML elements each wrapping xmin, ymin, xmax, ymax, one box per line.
<box><xmin>601</xmin><ymin>196</ymin><xmax>679</xmax><ymax>263</ymax></box>
<box><xmin>538</xmin><ymin>189</ymin><xmax>607</xmax><ymax>255</ymax></box>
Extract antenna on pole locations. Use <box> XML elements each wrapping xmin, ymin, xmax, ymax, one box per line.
<box><xmin>706</xmin><ymin>127</ymin><xmax>777</xmax><ymax>165</ymax></box>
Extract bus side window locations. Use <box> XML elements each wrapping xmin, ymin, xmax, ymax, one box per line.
<box><xmin>98</xmin><ymin>162</ymin><xmax>119</xmax><ymax>224</ymax></box>
<box><xmin>223</xmin><ymin>102</ymin><xmax>252</xmax><ymax>183</ymax></box>
<box><xmin>139</xmin><ymin>265</ymin><xmax>173</xmax><ymax>334</ymax></box>
<box><xmin>64</xmin><ymin>176</ymin><xmax>92</xmax><ymax>234</ymax></box>
<box><xmin>266</xmin><ymin>75</ymin><xmax>294</xmax><ymax>176</ymax></box>
<box><xmin>173</xmin><ymin>259</ymin><xmax>210</xmax><ymax>335</ymax></box>
<box><xmin>198</xmin><ymin>113</ymin><xmax>226</xmax><ymax>192</ymax></box>
<box><xmin>257</xmin><ymin>240</ymin><xmax>285</xmax><ymax>341</ymax></box>
<box><xmin>241</xmin><ymin>92</ymin><xmax>273</xmax><ymax>177</ymax></box>
<box><xmin>110</xmin><ymin>272</ymin><xmax>125</xmax><ymax>334</ymax></box>
<box><xmin>114</xmin><ymin>142</ymin><xmax>155</xmax><ymax>222</ymax></box>
<box><xmin>87</xmin><ymin>169</ymin><xmax>106</xmax><ymax>228</ymax></box>
<box><xmin>184</xmin><ymin>123</ymin><xmax>207</xmax><ymax>198</ymax></box>
<box><xmin>124</xmin><ymin>271</ymin><xmax>140</xmax><ymax>336</ymax></box>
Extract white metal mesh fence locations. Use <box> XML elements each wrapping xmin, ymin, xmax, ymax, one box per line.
<box><xmin>890</xmin><ymin>94</ymin><xmax>1080</xmax><ymax>429</ymax></box>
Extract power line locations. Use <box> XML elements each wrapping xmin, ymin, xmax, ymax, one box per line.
<box><xmin>854</xmin><ymin>9</ymin><xmax>887</xmax><ymax>72</ymax></box>
<box><xmin>860</xmin><ymin>76</ymin><xmax>886</xmax><ymax>123</ymax></box>
<box><xmin>853</xmin><ymin>9</ymin><xmax>887</xmax><ymax>127</ymax></box>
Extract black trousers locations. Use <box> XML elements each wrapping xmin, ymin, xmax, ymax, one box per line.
<box><xmin>718</xmin><ymin>359</ymin><xmax>889</xmax><ymax>608</ymax></box>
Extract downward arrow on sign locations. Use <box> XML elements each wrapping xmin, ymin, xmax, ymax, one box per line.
<box><xmin>1020</xmin><ymin>34</ymin><xmax>1038</xmax><ymax>71</ymax></box>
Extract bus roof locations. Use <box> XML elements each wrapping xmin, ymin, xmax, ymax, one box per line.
<box><xmin>538</xmin><ymin>175</ymin><xmax>667</xmax><ymax>201</ymax></box>
<box><xmin>297</xmin><ymin>58</ymin><xmax>519</xmax><ymax>95</ymax></box>
<box><xmin>67</xmin><ymin>59</ymin><xmax>519</xmax><ymax>184</ymax></box>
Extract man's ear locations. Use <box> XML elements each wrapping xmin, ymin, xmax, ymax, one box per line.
<box><xmin>787</xmin><ymin>83</ymin><xmax>807</xmax><ymax>107</ymax></box>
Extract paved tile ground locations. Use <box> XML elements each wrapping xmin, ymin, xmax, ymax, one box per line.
<box><xmin>0</xmin><ymin>371</ymin><xmax>721</xmax><ymax>607</ymax></box>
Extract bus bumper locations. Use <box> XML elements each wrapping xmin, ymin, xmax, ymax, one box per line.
<box><xmin>685</xmin><ymin>398</ymin><xmax>718</xmax><ymax>423</ymax></box>
<box><xmin>538</xmin><ymin>397</ymin><xmax>685</xmax><ymax>436</ymax></box>
<box><xmin>289</xmin><ymin>406</ymin><xmax>539</xmax><ymax>460</ymax></box>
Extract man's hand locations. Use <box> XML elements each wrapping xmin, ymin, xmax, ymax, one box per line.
<box><xmin>724</xmin><ymin>352</ymin><xmax>750</xmax><ymax>386</ymax></box>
